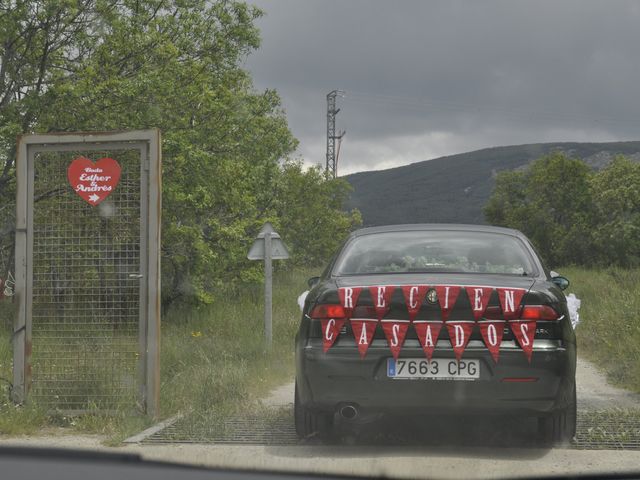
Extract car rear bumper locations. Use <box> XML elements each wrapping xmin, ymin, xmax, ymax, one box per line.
<box><xmin>297</xmin><ymin>338</ymin><xmax>575</xmax><ymax>417</ymax></box>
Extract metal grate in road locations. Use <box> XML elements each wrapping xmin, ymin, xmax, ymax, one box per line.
<box><xmin>141</xmin><ymin>408</ymin><xmax>640</xmax><ymax>449</ymax></box>
<box><xmin>573</xmin><ymin>409</ymin><xmax>640</xmax><ymax>450</ymax></box>
<box><xmin>142</xmin><ymin>411</ymin><xmax>299</xmax><ymax>445</ymax></box>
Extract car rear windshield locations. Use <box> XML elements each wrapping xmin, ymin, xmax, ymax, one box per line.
<box><xmin>334</xmin><ymin>230</ymin><xmax>536</xmax><ymax>275</ymax></box>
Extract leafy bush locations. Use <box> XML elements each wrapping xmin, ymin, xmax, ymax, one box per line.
<box><xmin>485</xmin><ymin>153</ymin><xmax>640</xmax><ymax>268</ymax></box>
<box><xmin>0</xmin><ymin>1</ymin><xmax>361</xmax><ymax>310</ymax></box>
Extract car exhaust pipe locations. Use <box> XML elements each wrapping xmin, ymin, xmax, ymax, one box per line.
<box><xmin>339</xmin><ymin>404</ymin><xmax>358</xmax><ymax>420</ymax></box>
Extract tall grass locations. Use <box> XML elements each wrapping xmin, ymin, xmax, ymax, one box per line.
<box><xmin>561</xmin><ymin>266</ymin><xmax>640</xmax><ymax>393</ymax></box>
<box><xmin>160</xmin><ymin>268</ymin><xmax>314</xmax><ymax>417</ymax></box>
<box><xmin>0</xmin><ymin>301</ymin><xmax>48</xmax><ymax>435</ymax></box>
<box><xmin>0</xmin><ymin>268</ymin><xmax>317</xmax><ymax>437</ymax></box>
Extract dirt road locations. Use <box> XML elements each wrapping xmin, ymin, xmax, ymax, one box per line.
<box><xmin>576</xmin><ymin>358</ymin><xmax>640</xmax><ymax>409</ymax></box>
<box><xmin>2</xmin><ymin>357</ymin><xmax>640</xmax><ymax>480</ymax></box>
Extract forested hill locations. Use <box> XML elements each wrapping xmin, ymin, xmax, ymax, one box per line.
<box><xmin>344</xmin><ymin>141</ymin><xmax>640</xmax><ymax>226</ymax></box>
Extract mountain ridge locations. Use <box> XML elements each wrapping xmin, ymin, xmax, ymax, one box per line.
<box><xmin>344</xmin><ymin>141</ymin><xmax>640</xmax><ymax>226</ymax></box>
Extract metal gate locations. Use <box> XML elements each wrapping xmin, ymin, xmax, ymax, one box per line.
<box><xmin>14</xmin><ymin>131</ymin><xmax>161</xmax><ymax>416</ymax></box>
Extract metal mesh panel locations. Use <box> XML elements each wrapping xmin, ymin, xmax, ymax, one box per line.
<box><xmin>31</xmin><ymin>150</ymin><xmax>141</xmax><ymax>411</ymax></box>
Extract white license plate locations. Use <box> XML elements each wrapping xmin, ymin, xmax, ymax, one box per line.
<box><xmin>387</xmin><ymin>358</ymin><xmax>480</xmax><ymax>380</ymax></box>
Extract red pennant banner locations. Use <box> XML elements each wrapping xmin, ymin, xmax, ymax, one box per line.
<box><xmin>496</xmin><ymin>288</ymin><xmax>527</xmax><ymax>320</ymax></box>
<box><xmin>413</xmin><ymin>321</ymin><xmax>443</xmax><ymax>360</ymax></box>
<box><xmin>320</xmin><ymin>318</ymin><xmax>346</xmax><ymax>353</ymax></box>
<box><xmin>338</xmin><ymin>287</ymin><xmax>362</xmax><ymax>316</ymax></box>
<box><xmin>510</xmin><ymin>320</ymin><xmax>536</xmax><ymax>362</ymax></box>
<box><xmin>334</xmin><ymin>284</ymin><xmax>535</xmax><ymax>363</ymax></box>
<box><xmin>401</xmin><ymin>285</ymin><xmax>428</xmax><ymax>321</ymax></box>
<box><xmin>434</xmin><ymin>285</ymin><xmax>461</xmax><ymax>322</ymax></box>
<box><xmin>446</xmin><ymin>321</ymin><xmax>475</xmax><ymax>361</ymax></box>
<box><xmin>478</xmin><ymin>320</ymin><xmax>505</xmax><ymax>362</ymax></box>
<box><xmin>381</xmin><ymin>320</ymin><xmax>410</xmax><ymax>359</ymax></box>
<box><xmin>350</xmin><ymin>318</ymin><xmax>378</xmax><ymax>358</ymax></box>
<box><xmin>464</xmin><ymin>286</ymin><xmax>494</xmax><ymax>321</ymax></box>
<box><xmin>369</xmin><ymin>286</ymin><xmax>395</xmax><ymax>320</ymax></box>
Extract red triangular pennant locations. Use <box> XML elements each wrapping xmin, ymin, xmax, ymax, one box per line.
<box><xmin>478</xmin><ymin>320</ymin><xmax>505</xmax><ymax>363</ymax></box>
<box><xmin>338</xmin><ymin>287</ymin><xmax>362</xmax><ymax>316</ymax></box>
<box><xmin>413</xmin><ymin>321</ymin><xmax>443</xmax><ymax>361</ymax></box>
<box><xmin>381</xmin><ymin>320</ymin><xmax>410</xmax><ymax>359</ymax></box>
<box><xmin>496</xmin><ymin>288</ymin><xmax>527</xmax><ymax>320</ymax></box>
<box><xmin>401</xmin><ymin>285</ymin><xmax>428</xmax><ymax>321</ymax></box>
<box><xmin>510</xmin><ymin>320</ymin><xmax>536</xmax><ymax>363</ymax></box>
<box><xmin>434</xmin><ymin>285</ymin><xmax>461</xmax><ymax>322</ymax></box>
<box><xmin>320</xmin><ymin>318</ymin><xmax>346</xmax><ymax>353</ymax></box>
<box><xmin>350</xmin><ymin>318</ymin><xmax>378</xmax><ymax>358</ymax></box>
<box><xmin>446</xmin><ymin>321</ymin><xmax>475</xmax><ymax>361</ymax></box>
<box><xmin>369</xmin><ymin>286</ymin><xmax>395</xmax><ymax>320</ymax></box>
<box><xmin>464</xmin><ymin>286</ymin><xmax>494</xmax><ymax>321</ymax></box>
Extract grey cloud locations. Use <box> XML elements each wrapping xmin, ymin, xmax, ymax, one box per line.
<box><xmin>245</xmin><ymin>0</ymin><xmax>640</xmax><ymax>172</ymax></box>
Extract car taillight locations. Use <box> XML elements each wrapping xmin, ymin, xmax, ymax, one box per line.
<box><xmin>520</xmin><ymin>305</ymin><xmax>560</xmax><ymax>321</ymax></box>
<box><xmin>310</xmin><ymin>304</ymin><xmax>347</xmax><ymax>319</ymax></box>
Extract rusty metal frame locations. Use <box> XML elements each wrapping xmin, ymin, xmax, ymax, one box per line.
<box><xmin>14</xmin><ymin>130</ymin><xmax>161</xmax><ymax>418</ymax></box>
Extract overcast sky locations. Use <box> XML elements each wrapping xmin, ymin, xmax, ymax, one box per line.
<box><xmin>244</xmin><ymin>0</ymin><xmax>640</xmax><ymax>175</ymax></box>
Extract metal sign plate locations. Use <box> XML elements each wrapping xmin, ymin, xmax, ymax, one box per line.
<box><xmin>247</xmin><ymin>237</ymin><xmax>290</xmax><ymax>260</ymax></box>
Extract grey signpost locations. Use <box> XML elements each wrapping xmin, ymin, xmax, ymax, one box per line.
<box><xmin>248</xmin><ymin>223</ymin><xmax>289</xmax><ymax>349</ymax></box>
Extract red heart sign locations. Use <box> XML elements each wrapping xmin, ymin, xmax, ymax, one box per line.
<box><xmin>67</xmin><ymin>156</ymin><xmax>121</xmax><ymax>206</ymax></box>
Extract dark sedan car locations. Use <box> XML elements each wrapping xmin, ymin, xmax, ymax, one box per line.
<box><xmin>295</xmin><ymin>224</ymin><xmax>576</xmax><ymax>444</ymax></box>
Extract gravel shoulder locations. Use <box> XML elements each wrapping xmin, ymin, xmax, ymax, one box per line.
<box><xmin>1</xmin><ymin>357</ymin><xmax>640</xmax><ymax>480</ymax></box>
<box><xmin>576</xmin><ymin>357</ymin><xmax>640</xmax><ymax>409</ymax></box>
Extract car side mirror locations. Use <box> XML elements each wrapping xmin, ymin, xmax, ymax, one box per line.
<box><xmin>307</xmin><ymin>276</ymin><xmax>320</xmax><ymax>289</ymax></box>
<box><xmin>551</xmin><ymin>275</ymin><xmax>570</xmax><ymax>291</ymax></box>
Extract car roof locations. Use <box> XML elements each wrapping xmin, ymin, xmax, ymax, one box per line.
<box><xmin>351</xmin><ymin>223</ymin><xmax>525</xmax><ymax>238</ymax></box>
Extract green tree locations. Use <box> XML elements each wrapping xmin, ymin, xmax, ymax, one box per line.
<box><xmin>273</xmin><ymin>162</ymin><xmax>362</xmax><ymax>267</ymax></box>
<box><xmin>0</xmin><ymin>0</ymin><xmax>98</xmax><ymax>192</ymax></box>
<box><xmin>0</xmin><ymin>1</ymin><xmax>360</xmax><ymax>308</ymax></box>
<box><xmin>484</xmin><ymin>152</ymin><xmax>593</xmax><ymax>267</ymax></box>
<box><xmin>590</xmin><ymin>156</ymin><xmax>640</xmax><ymax>266</ymax></box>
<box><xmin>483</xmin><ymin>170</ymin><xmax>527</xmax><ymax>228</ymax></box>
